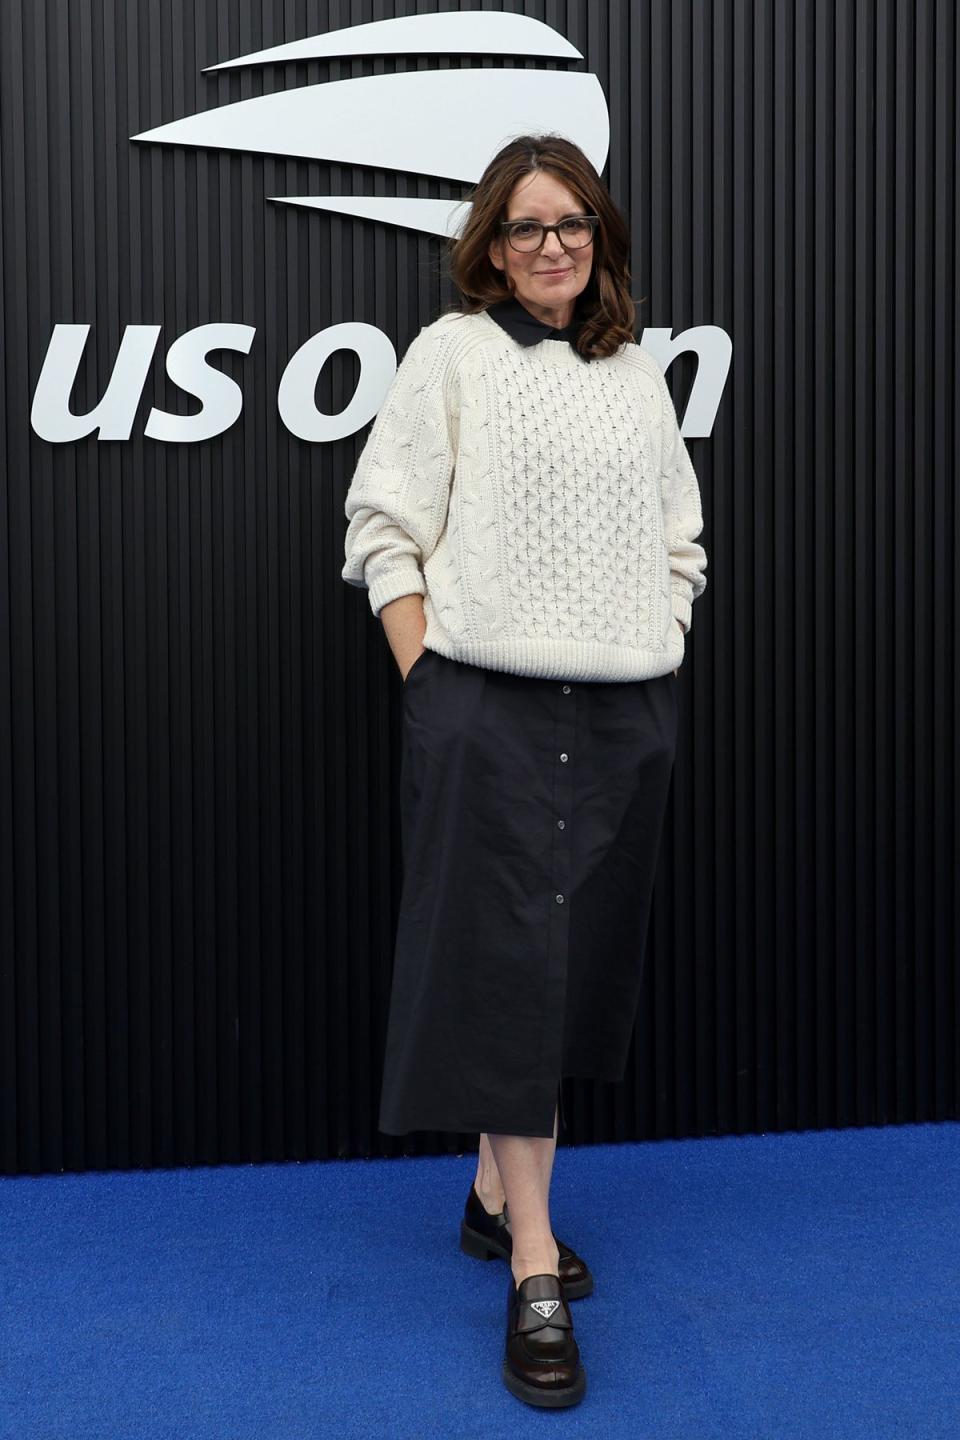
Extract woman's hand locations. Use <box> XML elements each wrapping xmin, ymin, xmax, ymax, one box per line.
<box><xmin>380</xmin><ymin>594</ymin><xmax>428</xmax><ymax>682</ymax></box>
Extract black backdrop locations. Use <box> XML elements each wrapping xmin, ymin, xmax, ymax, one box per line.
<box><xmin>1</xmin><ymin>0</ymin><xmax>957</xmax><ymax>1175</ymax></box>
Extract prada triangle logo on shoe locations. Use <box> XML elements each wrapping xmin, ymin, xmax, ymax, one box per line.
<box><xmin>529</xmin><ymin>1298</ymin><xmax>560</xmax><ymax>1319</ymax></box>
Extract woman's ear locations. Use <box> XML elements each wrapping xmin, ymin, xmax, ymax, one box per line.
<box><xmin>487</xmin><ymin>235</ymin><xmax>505</xmax><ymax>274</ymax></box>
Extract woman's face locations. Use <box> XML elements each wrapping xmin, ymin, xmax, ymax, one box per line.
<box><xmin>487</xmin><ymin>169</ymin><xmax>594</xmax><ymax>329</ymax></box>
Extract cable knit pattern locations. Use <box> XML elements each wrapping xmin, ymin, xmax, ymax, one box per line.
<box><xmin>342</xmin><ymin>309</ymin><xmax>707</xmax><ymax>681</ymax></box>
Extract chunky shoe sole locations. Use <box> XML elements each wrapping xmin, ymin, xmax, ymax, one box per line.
<box><xmin>501</xmin><ymin>1354</ymin><xmax>587</xmax><ymax>1408</ymax></box>
<box><xmin>459</xmin><ymin>1218</ymin><xmax>594</xmax><ymax>1300</ymax></box>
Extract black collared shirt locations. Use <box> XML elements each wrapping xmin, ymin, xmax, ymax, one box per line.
<box><xmin>485</xmin><ymin>293</ymin><xmax>590</xmax><ymax>359</ymax></box>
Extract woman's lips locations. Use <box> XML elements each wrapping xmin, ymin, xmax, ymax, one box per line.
<box><xmin>538</xmin><ymin>268</ymin><xmax>572</xmax><ymax>276</ymax></box>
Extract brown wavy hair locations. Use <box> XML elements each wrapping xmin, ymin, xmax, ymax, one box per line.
<box><xmin>441</xmin><ymin>134</ymin><xmax>638</xmax><ymax>361</ymax></box>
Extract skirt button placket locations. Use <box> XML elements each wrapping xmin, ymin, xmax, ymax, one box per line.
<box><xmin>540</xmin><ymin>678</ymin><xmax>576</xmax><ymax>1131</ymax></box>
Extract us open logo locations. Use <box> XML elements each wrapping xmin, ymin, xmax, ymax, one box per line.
<box><xmin>31</xmin><ymin>11</ymin><xmax>726</xmax><ymax>445</ymax></box>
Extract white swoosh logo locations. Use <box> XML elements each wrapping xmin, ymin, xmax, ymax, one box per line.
<box><xmin>199</xmin><ymin>10</ymin><xmax>582</xmax><ymax>71</ymax></box>
<box><xmin>130</xmin><ymin>13</ymin><xmax>610</xmax><ymax>239</ymax></box>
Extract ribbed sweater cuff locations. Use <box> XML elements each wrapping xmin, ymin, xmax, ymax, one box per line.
<box><xmin>367</xmin><ymin>562</ymin><xmax>427</xmax><ymax>618</ymax></box>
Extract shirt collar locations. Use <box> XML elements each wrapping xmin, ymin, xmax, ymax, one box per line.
<box><xmin>484</xmin><ymin>293</ymin><xmax>588</xmax><ymax>357</ymax></box>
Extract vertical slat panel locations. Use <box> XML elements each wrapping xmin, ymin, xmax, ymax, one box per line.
<box><xmin>0</xmin><ymin>0</ymin><xmax>17</xmax><ymax>1171</ymax></box>
<box><xmin>0</xmin><ymin>0</ymin><xmax>956</xmax><ymax>1175</ymax></box>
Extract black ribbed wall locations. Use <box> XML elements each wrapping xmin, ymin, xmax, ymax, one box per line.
<box><xmin>1</xmin><ymin>1</ymin><xmax>957</xmax><ymax>1175</ymax></box>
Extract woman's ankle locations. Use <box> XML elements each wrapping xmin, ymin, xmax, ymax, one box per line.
<box><xmin>474</xmin><ymin>1136</ymin><xmax>506</xmax><ymax>1213</ymax></box>
<box><xmin>511</xmin><ymin>1241</ymin><xmax>560</xmax><ymax>1288</ymax></box>
<box><xmin>473</xmin><ymin>1162</ymin><xmax>506</xmax><ymax>1213</ymax></box>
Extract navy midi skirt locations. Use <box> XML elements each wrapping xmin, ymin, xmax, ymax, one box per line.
<box><xmin>378</xmin><ymin>647</ymin><xmax>680</xmax><ymax>1140</ymax></box>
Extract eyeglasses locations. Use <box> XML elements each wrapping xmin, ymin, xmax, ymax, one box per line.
<box><xmin>499</xmin><ymin>215</ymin><xmax>600</xmax><ymax>253</ymax></box>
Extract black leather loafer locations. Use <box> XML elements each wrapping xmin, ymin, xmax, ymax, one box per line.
<box><xmin>503</xmin><ymin>1271</ymin><xmax>586</xmax><ymax>1407</ymax></box>
<box><xmin>460</xmin><ymin>1182</ymin><xmax>594</xmax><ymax>1299</ymax></box>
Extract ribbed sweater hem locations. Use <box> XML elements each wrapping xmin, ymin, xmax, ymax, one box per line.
<box><xmin>421</xmin><ymin>633</ymin><xmax>685</xmax><ymax>683</ymax></box>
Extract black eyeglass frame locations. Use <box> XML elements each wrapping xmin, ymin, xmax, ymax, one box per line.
<box><xmin>498</xmin><ymin>215</ymin><xmax>601</xmax><ymax>252</ymax></box>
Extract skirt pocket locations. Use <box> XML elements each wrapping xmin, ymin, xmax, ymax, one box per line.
<box><xmin>402</xmin><ymin>646</ymin><xmax>435</xmax><ymax>687</ymax></box>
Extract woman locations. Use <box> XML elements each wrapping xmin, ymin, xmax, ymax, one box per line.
<box><xmin>341</xmin><ymin>134</ymin><xmax>707</xmax><ymax>1409</ymax></box>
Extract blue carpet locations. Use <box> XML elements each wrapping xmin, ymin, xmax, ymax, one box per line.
<box><xmin>1</xmin><ymin>1122</ymin><xmax>958</xmax><ymax>1438</ymax></box>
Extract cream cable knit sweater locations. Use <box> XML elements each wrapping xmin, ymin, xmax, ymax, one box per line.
<box><xmin>341</xmin><ymin>308</ymin><xmax>707</xmax><ymax>682</ymax></box>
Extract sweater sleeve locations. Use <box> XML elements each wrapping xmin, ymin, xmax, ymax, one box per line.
<box><xmin>341</xmin><ymin>322</ymin><xmax>458</xmax><ymax>618</ymax></box>
<box><xmin>654</xmin><ymin>364</ymin><xmax>708</xmax><ymax>634</ymax></box>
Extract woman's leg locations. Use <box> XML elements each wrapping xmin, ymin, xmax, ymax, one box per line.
<box><xmin>474</xmin><ymin>1131</ymin><xmax>507</xmax><ymax>1213</ymax></box>
<box><xmin>485</xmin><ymin>1106</ymin><xmax>561</xmax><ymax>1288</ymax></box>
<box><xmin>474</xmin><ymin>1095</ymin><xmax>561</xmax><ymax>1212</ymax></box>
